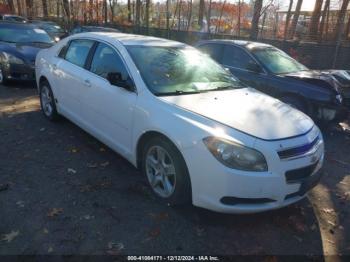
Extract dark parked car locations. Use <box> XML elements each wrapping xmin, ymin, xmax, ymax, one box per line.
<box><xmin>196</xmin><ymin>40</ymin><xmax>349</xmax><ymax>122</ymax></box>
<box><xmin>0</xmin><ymin>14</ymin><xmax>27</xmax><ymax>23</ymax></box>
<box><xmin>29</xmin><ymin>20</ymin><xmax>68</xmax><ymax>41</ymax></box>
<box><xmin>0</xmin><ymin>21</ymin><xmax>54</xmax><ymax>84</ymax></box>
<box><xmin>70</xmin><ymin>25</ymin><xmax>120</xmax><ymax>35</ymax></box>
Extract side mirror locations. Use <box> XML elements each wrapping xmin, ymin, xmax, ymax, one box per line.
<box><xmin>107</xmin><ymin>72</ymin><xmax>134</xmax><ymax>91</ymax></box>
<box><xmin>246</xmin><ymin>61</ymin><xmax>262</xmax><ymax>74</ymax></box>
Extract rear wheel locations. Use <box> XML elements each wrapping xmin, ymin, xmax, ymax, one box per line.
<box><xmin>142</xmin><ymin>136</ymin><xmax>191</xmax><ymax>205</ymax></box>
<box><xmin>40</xmin><ymin>81</ymin><xmax>60</xmax><ymax>121</ymax></box>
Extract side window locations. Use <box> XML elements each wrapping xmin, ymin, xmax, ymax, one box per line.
<box><xmin>89</xmin><ymin>42</ymin><xmax>129</xmax><ymax>80</ymax></box>
<box><xmin>222</xmin><ymin>45</ymin><xmax>257</xmax><ymax>70</ymax></box>
<box><xmin>65</xmin><ymin>39</ymin><xmax>94</xmax><ymax>67</ymax></box>
<box><xmin>197</xmin><ymin>43</ymin><xmax>223</xmax><ymax>62</ymax></box>
<box><xmin>58</xmin><ymin>44</ymin><xmax>68</xmax><ymax>58</ymax></box>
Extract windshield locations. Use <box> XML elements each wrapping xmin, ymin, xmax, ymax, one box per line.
<box><xmin>41</xmin><ymin>24</ymin><xmax>64</xmax><ymax>33</ymax></box>
<box><xmin>5</xmin><ymin>16</ymin><xmax>26</xmax><ymax>22</ymax></box>
<box><xmin>252</xmin><ymin>47</ymin><xmax>308</xmax><ymax>74</ymax></box>
<box><xmin>0</xmin><ymin>27</ymin><xmax>53</xmax><ymax>44</ymax></box>
<box><xmin>127</xmin><ymin>46</ymin><xmax>242</xmax><ymax>96</ymax></box>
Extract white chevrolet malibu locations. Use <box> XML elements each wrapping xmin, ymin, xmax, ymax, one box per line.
<box><xmin>36</xmin><ymin>32</ymin><xmax>325</xmax><ymax>213</ymax></box>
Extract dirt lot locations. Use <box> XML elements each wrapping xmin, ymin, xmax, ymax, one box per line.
<box><xmin>0</xmin><ymin>83</ymin><xmax>349</xmax><ymax>258</ymax></box>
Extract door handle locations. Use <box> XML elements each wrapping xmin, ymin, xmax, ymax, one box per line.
<box><xmin>84</xmin><ymin>79</ymin><xmax>91</xmax><ymax>87</ymax></box>
<box><xmin>52</xmin><ymin>64</ymin><xmax>57</xmax><ymax>70</ymax></box>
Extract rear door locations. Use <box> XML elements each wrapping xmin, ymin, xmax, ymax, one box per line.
<box><xmin>54</xmin><ymin>39</ymin><xmax>95</xmax><ymax>123</ymax></box>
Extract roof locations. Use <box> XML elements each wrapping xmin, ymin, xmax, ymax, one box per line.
<box><xmin>0</xmin><ymin>21</ymin><xmax>35</xmax><ymax>28</ymax></box>
<box><xmin>73</xmin><ymin>32</ymin><xmax>186</xmax><ymax>47</ymax></box>
<box><xmin>198</xmin><ymin>39</ymin><xmax>273</xmax><ymax>49</ymax></box>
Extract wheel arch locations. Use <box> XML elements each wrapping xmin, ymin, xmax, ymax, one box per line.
<box><xmin>135</xmin><ymin>130</ymin><xmax>193</xmax><ymax>203</ymax></box>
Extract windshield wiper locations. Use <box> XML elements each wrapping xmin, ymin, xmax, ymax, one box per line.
<box><xmin>207</xmin><ymin>85</ymin><xmax>243</xmax><ymax>91</ymax></box>
<box><xmin>19</xmin><ymin>41</ymin><xmax>53</xmax><ymax>45</ymax></box>
<box><xmin>154</xmin><ymin>90</ymin><xmax>202</xmax><ymax>96</ymax></box>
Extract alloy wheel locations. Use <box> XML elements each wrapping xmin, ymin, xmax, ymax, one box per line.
<box><xmin>145</xmin><ymin>145</ymin><xmax>176</xmax><ymax>198</ymax></box>
<box><xmin>40</xmin><ymin>85</ymin><xmax>53</xmax><ymax>117</ymax></box>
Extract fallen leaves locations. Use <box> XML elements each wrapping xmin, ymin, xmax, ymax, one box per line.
<box><xmin>1</xmin><ymin>230</ymin><xmax>19</xmax><ymax>243</ymax></box>
<box><xmin>47</xmin><ymin>208</ymin><xmax>64</xmax><ymax>218</ymax></box>
<box><xmin>148</xmin><ymin>212</ymin><xmax>169</xmax><ymax>221</ymax></box>
<box><xmin>0</xmin><ymin>183</ymin><xmax>9</xmax><ymax>192</ymax></box>
<box><xmin>106</xmin><ymin>242</ymin><xmax>124</xmax><ymax>255</ymax></box>
<box><xmin>67</xmin><ymin>168</ymin><xmax>77</xmax><ymax>174</ymax></box>
<box><xmin>87</xmin><ymin>162</ymin><xmax>98</xmax><ymax>168</ymax></box>
<box><xmin>79</xmin><ymin>181</ymin><xmax>112</xmax><ymax>192</ymax></box>
<box><xmin>100</xmin><ymin>161</ymin><xmax>110</xmax><ymax>168</ymax></box>
<box><xmin>16</xmin><ymin>201</ymin><xmax>25</xmax><ymax>208</ymax></box>
<box><xmin>69</xmin><ymin>147</ymin><xmax>79</xmax><ymax>153</ymax></box>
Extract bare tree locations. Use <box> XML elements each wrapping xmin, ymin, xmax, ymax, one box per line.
<box><xmin>7</xmin><ymin>0</ymin><xmax>15</xmax><ymax>13</ymax></box>
<box><xmin>177</xmin><ymin>0</ymin><xmax>182</xmax><ymax>30</ymax></box>
<box><xmin>16</xmin><ymin>0</ymin><xmax>22</xmax><ymax>16</ymax></box>
<box><xmin>103</xmin><ymin>0</ymin><xmax>108</xmax><ymax>23</ymax></box>
<box><xmin>289</xmin><ymin>0</ymin><xmax>303</xmax><ymax>39</ymax></box>
<box><xmin>135</xmin><ymin>0</ymin><xmax>141</xmax><ymax>27</ymax></box>
<box><xmin>237</xmin><ymin>0</ymin><xmax>241</xmax><ymax>37</ymax></box>
<box><xmin>284</xmin><ymin>0</ymin><xmax>293</xmax><ymax>40</ymax></box>
<box><xmin>207</xmin><ymin>0</ymin><xmax>212</xmax><ymax>34</ymax></box>
<box><xmin>108</xmin><ymin>0</ymin><xmax>115</xmax><ymax>23</ymax></box>
<box><xmin>166</xmin><ymin>0</ymin><xmax>170</xmax><ymax>33</ymax></box>
<box><xmin>309</xmin><ymin>0</ymin><xmax>323</xmax><ymax>39</ymax></box>
<box><xmin>25</xmin><ymin>0</ymin><xmax>34</xmax><ymax>18</ymax></box>
<box><xmin>127</xmin><ymin>0</ymin><xmax>131</xmax><ymax>22</ymax></box>
<box><xmin>216</xmin><ymin>0</ymin><xmax>226</xmax><ymax>34</ymax></box>
<box><xmin>42</xmin><ymin>0</ymin><xmax>48</xmax><ymax>18</ymax></box>
<box><xmin>334</xmin><ymin>0</ymin><xmax>350</xmax><ymax>41</ymax></box>
<box><xmin>250</xmin><ymin>0</ymin><xmax>263</xmax><ymax>40</ymax></box>
<box><xmin>145</xmin><ymin>0</ymin><xmax>150</xmax><ymax>31</ymax></box>
<box><xmin>187</xmin><ymin>0</ymin><xmax>193</xmax><ymax>31</ymax></box>
<box><xmin>62</xmin><ymin>0</ymin><xmax>71</xmax><ymax>21</ymax></box>
<box><xmin>319</xmin><ymin>0</ymin><xmax>330</xmax><ymax>41</ymax></box>
<box><xmin>346</xmin><ymin>15</ymin><xmax>350</xmax><ymax>40</ymax></box>
<box><xmin>198</xmin><ymin>0</ymin><xmax>204</xmax><ymax>28</ymax></box>
<box><xmin>89</xmin><ymin>0</ymin><xmax>93</xmax><ymax>21</ymax></box>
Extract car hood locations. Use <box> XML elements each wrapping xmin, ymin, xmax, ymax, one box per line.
<box><xmin>0</xmin><ymin>42</ymin><xmax>52</xmax><ymax>63</ymax></box>
<box><xmin>281</xmin><ymin>70</ymin><xmax>349</xmax><ymax>93</ymax></box>
<box><xmin>160</xmin><ymin>88</ymin><xmax>314</xmax><ymax>141</ymax></box>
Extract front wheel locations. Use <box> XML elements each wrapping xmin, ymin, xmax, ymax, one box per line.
<box><xmin>0</xmin><ymin>68</ymin><xmax>8</xmax><ymax>85</ymax></box>
<box><xmin>142</xmin><ymin>137</ymin><xmax>191</xmax><ymax>205</ymax></box>
<box><xmin>40</xmin><ymin>81</ymin><xmax>60</xmax><ymax>121</ymax></box>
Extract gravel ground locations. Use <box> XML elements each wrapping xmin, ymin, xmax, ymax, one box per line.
<box><xmin>0</xmin><ymin>82</ymin><xmax>349</xmax><ymax>257</ymax></box>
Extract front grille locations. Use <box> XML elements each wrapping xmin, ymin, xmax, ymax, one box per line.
<box><xmin>285</xmin><ymin>161</ymin><xmax>319</xmax><ymax>184</ymax></box>
<box><xmin>278</xmin><ymin>135</ymin><xmax>320</xmax><ymax>160</ymax></box>
<box><xmin>220</xmin><ymin>197</ymin><xmax>276</xmax><ymax>206</ymax></box>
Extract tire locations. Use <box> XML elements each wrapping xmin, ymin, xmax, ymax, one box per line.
<box><xmin>39</xmin><ymin>81</ymin><xmax>60</xmax><ymax>121</ymax></box>
<box><xmin>142</xmin><ymin>136</ymin><xmax>192</xmax><ymax>205</ymax></box>
<box><xmin>281</xmin><ymin>95</ymin><xmax>308</xmax><ymax>114</ymax></box>
<box><xmin>0</xmin><ymin>68</ymin><xmax>8</xmax><ymax>85</ymax></box>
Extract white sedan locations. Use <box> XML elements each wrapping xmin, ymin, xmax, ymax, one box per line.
<box><xmin>35</xmin><ymin>32</ymin><xmax>324</xmax><ymax>213</ymax></box>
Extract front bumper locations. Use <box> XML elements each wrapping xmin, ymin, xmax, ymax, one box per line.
<box><xmin>1</xmin><ymin>63</ymin><xmax>36</xmax><ymax>81</ymax></box>
<box><xmin>183</xmin><ymin>126</ymin><xmax>324</xmax><ymax>214</ymax></box>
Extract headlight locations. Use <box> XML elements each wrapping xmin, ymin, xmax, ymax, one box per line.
<box><xmin>0</xmin><ymin>52</ymin><xmax>25</xmax><ymax>64</ymax></box>
<box><xmin>203</xmin><ymin>137</ymin><xmax>268</xmax><ymax>172</ymax></box>
<box><xmin>335</xmin><ymin>94</ymin><xmax>343</xmax><ymax>104</ymax></box>
<box><xmin>54</xmin><ymin>37</ymin><xmax>60</xmax><ymax>42</ymax></box>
